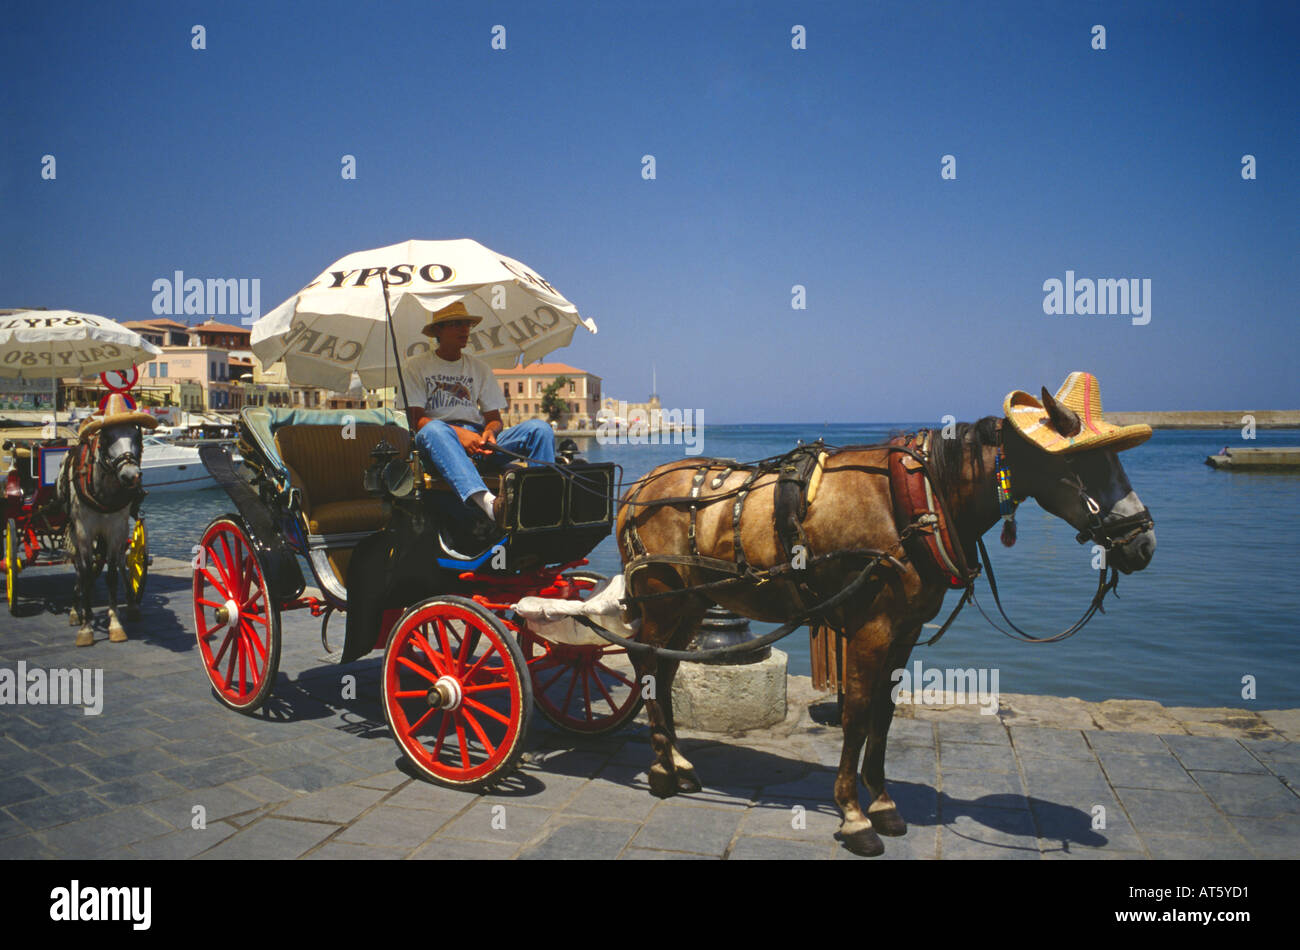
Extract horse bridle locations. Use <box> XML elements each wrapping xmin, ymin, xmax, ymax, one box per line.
<box><xmin>955</xmin><ymin>429</ymin><xmax>1154</xmax><ymax>645</ymax></box>
<box><xmin>97</xmin><ymin>434</ymin><xmax>142</xmax><ymax>480</ymax></box>
<box><xmin>1058</xmin><ymin>459</ymin><xmax>1154</xmax><ymax>550</ymax></box>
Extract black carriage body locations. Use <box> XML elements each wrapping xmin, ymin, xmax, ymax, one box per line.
<box><xmin>497</xmin><ymin>462</ymin><xmax>615</xmax><ymax>569</ymax></box>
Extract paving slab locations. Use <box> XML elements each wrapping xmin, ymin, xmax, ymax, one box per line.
<box><xmin>940</xmin><ymin>741</ymin><xmax>1017</xmax><ymax>773</ymax></box>
<box><xmin>40</xmin><ymin>805</ymin><xmax>174</xmax><ymax>857</ymax></box>
<box><xmin>1008</xmin><ymin>727</ymin><xmax>1092</xmax><ymax>759</ymax></box>
<box><xmin>1098</xmin><ymin>751</ymin><xmax>1198</xmax><ymax>791</ymax></box>
<box><xmin>195</xmin><ymin>816</ymin><xmax>340</xmax><ymax>860</ymax></box>
<box><xmin>272</xmin><ymin>785</ymin><xmax>387</xmax><ymax>824</ymax></box>
<box><xmin>1084</xmin><ymin>730</ymin><xmax>1169</xmax><ymax>756</ymax></box>
<box><xmin>434</xmin><ymin>801</ymin><xmax>550</xmax><ymax>846</ymax></box>
<box><xmin>518</xmin><ymin>817</ymin><xmax>639</xmax><ymax>859</ymax></box>
<box><xmin>1161</xmin><ymin>734</ymin><xmax>1270</xmax><ymax>773</ymax></box>
<box><xmin>631</xmin><ymin>802</ymin><xmax>744</xmax><ymax>856</ymax></box>
<box><xmin>1115</xmin><ymin>788</ymin><xmax>1238</xmax><ymax>837</ymax></box>
<box><xmin>409</xmin><ymin>837</ymin><xmax>520</xmax><ymax>860</ymax></box>
<box><xmin>1139</xmin><ymin>835</ymin><xmax>1243</xmax><ymax>860</ymax></box>
<box><xmin>728</xmin><ymin>835</ymin><xmax>834</xmax><ymax>859</ymax></box>
<box><xmin>1189</xmin><ymin>770</ymin><xmax>1300</xmax><ymax>819</ymax></box>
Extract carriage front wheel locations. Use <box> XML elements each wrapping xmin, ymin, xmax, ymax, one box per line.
<box><xmin>193</xmin><ymin>516</ymin><xmax>282</xmax><ymax>713</ymax></box>
<box><xmin>4</xmin><ymin>518</ymin><xmax>20</xmax><ymax>616</ymax></box>
<box><xmin>382</xmin><ymin>595</ymin><xmax>532</xmax><ymax>790</ymax></box>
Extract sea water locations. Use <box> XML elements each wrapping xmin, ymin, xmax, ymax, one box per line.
<box><xmin>144</xmin><ymin>424</ymin><xmax>1300</xmax><ymax>709</ymax></box>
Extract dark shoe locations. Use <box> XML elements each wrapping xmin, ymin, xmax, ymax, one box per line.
<box><xmin>460</xmin><ymin>510</ymin><xmax>502</xmax><ymax>557</ymax></box>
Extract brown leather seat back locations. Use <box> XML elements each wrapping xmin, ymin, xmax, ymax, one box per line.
<box><xmin>273</xmin><ymin>423</ymin><xmax>411</xmax><ymax>520</ymax></box>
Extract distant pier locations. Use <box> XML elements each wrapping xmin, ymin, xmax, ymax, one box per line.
<box><xmin>1206</xmin><ymin>447</ymin><xmax>1300</xmax><ymax>470</ymax></box>
<box><xmin>1108</xmin><ymin>410</ymin><xmax>1300</xmax><ymax>429</ymax></box>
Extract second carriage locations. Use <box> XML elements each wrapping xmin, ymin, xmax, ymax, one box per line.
<box><xmin>192</xmin><ymin>406</ymin><xmax>642</xmax><ymax>789</ymax></box>
<box><xmin>2</xmin><ymin>425</ymin><xmax>149</xmax><ymax>617</ymax></box>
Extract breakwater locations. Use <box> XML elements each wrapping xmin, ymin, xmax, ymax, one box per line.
<box><xmin>1108</xmin><ymin>410</ymin><xmax>1300</xmax><ymax>428</ymax></box>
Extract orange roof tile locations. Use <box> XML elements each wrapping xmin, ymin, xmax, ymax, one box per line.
<box><xmin>124</xmin><ymin>318</ymin><xmax>190</xmax><ymax>330</ymax></box>
<box><xmin>193</xmin><ymin>320</ymin><xmax>252</xmax><ymax>335</ymax></box>
<box><xmin>493</xmin><ymin>362</ymin><xmax>591</xmax><ymax>376</ymax></box>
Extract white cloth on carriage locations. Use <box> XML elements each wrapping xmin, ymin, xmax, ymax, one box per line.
<box><xmin>513</xmin><ymin>574</ymin><xmax>640</xmax><ymax>647</ymax></box>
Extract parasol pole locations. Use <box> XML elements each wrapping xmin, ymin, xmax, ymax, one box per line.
<box><xmin>378</xmin><ymin>269</ymin><xmax>408</xmax><ymax>425</ymax></box>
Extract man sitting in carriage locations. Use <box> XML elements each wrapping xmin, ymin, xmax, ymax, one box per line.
<box><xmin>401</xmin><ymin>300</ymin><xmax>555</xmax><ymax>530</ymax></box>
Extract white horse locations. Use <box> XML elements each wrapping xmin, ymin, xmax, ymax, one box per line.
<box><xmin>55</xmin><ymin>400</ymin><xmax>155</xmax><ymax>647</ymax></box>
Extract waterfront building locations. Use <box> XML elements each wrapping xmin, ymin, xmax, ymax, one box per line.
<box><xmin>493</xmin><ymin>363</ymin><xmax>602</xmax><ymax>430</ymax></box>
<box><xmin>122</xmin><ymin>318</ymin><xmax>192</xmax><ymax>347</ymax></box>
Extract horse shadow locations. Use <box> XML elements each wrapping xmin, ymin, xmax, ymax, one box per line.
<box><xmin>565</xmin><ymin>738</ymin><xmax>1117</xmax><ymax>855</ymax></box>
<box><xmin>11</xmin><ymin>564</ymin><xmax>197</xmax><ymax>653</ymax></box>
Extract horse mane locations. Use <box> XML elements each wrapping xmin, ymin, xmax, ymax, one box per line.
<box><xmin>927</xmin><ymin>416</ymin><xmax>1001</xmax><ymax>488</ymax></box>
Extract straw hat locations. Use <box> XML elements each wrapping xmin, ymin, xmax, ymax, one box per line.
<box><xmin>78</xmin><ymin>393</ymin><xmax>160</xmax><ymax>440</ymax></box>
<box><xmin>1004</xmin><ymin>371</ymin><xmax>1151</xmax><ymax>454</ymax></box>
<box><xmin>420</xmin><ymin>300</ymin><xmax>482</xmax><ymax>337</ymax></box>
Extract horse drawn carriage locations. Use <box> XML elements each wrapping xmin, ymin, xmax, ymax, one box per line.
<box><xmin>192</xmin><ymin>406</ymin><xmax>643</xmax><ymax>788</ymax></box>
<box><xmin>1</xmin><ymin>423</ymin><xmax>149</xmax><ymax>619</ymax></box>
<box><xmin>204</xmin><ymin>242</ymin><xmax>1159</xmax><ymax>854</ymax></box>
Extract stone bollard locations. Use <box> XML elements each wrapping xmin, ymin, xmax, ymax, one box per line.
<box><xmin>671</xmin><ymin>607</ymin><xmax>788</xmax><ymax>732</ymax></box>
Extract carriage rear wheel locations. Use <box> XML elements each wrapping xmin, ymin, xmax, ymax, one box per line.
<box><xmin>383</xmin><ymin>596</ymin><xmax>532</xmax><ymax>790</ymax></box>
<box><xmin>193</xmin><ymin>516</ymin><xmax>281</xmax><ymax>713</ymax></box>
<box><xmin>4</xmin><ymin>518</ymin><xmax>19</xmax><ymax>616</ymax></box>
<box><xmin>518</xmin><ymin>571</ymin><xmax>644</xmax><ymax>735</ymax></box>
<box><xmin>125</xmin><ymin>518</ymin><xmax>148</xmax><ymax>605</ymax></box>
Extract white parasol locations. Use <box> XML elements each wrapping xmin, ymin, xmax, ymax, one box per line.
<box><xmin>0</xmin><ymin>310</ymin><xmax>162</xmax><ymax>378</ymax></box>
<box><xmin>250</xmin><ymin>239</ymin><xmax>597</xmax><ymax>392</ymax></box>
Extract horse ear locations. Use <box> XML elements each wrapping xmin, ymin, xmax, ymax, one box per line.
<box><xmin>1041</xmin><ymin>386</ymin><xmax>1081</xmax><ymax>437</ymax></box>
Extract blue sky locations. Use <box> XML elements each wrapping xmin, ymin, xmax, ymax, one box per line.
<box><xmin>3</xmin><ymin>1</ymin><xmax>1295</xmax><ymax>422</ymax></box>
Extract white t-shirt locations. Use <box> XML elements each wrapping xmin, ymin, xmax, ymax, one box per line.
<box><xmin>401</xmin><ymin>351</ymin><xmax>508</xmax><ymax>426</ymax></box>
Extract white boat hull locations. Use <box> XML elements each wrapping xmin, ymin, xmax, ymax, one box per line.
<box><xmin>139</xmin><ymin>436</ymin><xmax>235</xmax><ymax>492</ymax></box>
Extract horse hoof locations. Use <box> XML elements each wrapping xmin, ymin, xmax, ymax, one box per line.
<box><xmin>75</xmin><ymin>629</ymin><xmax>94</xmax><ymax>647</ymax></box>
<box><xmin>69</xmin><ymin>611</ymin><xmax>82</xmax><ymax>627</ymax></box>
<box><xmin>867</xmin><ymin>806</ymin><xmax>908</xmax><ymax>837</ymax></box>
<box><xmin>109</xmin><ymin>625</ymin><xmax>127</xmax><ymax>643</ymax></box>
<box><xmin>648</xmin><ymin>766</ymin><xmax>678</xmax><ymax>799</ymax></box>
<box><xmin>836</xmin><ymin>822</ymin><xmax>885</xmax><ymax>857</ymax></box>
<box><xmin>126</xmin><ymin>605</ymin><xmax>142</xmax><ymax>622</ymax></box>
<box><xmin>676</xmin><ymin>769</ymin><xmax>702</xmax><ymax>795</ymax></box>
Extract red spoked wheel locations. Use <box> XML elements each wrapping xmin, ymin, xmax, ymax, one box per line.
<box><xmin>383</xmin><ymin>595</ymin><xmax>532</xmax><ymax>789</ymax></box>
<box><xmin>193</xmin><ymin>516</ymin><xmax>281</xmax><ymax>713</ymax></box>
<box><xmin>518</xmin><ymin>571</ymin><xmax>644</xmax><ymax>735</ymax></box>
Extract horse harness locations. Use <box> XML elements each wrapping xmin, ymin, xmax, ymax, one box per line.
<box><xmin>71</xmin><ymin>432</ymin><xmax>144</xmax><ymax>515</ymax></box>
<box><xmin>613</xmin><ymin>421</ymin><xmax>1142</xmax><ymax>659</ymax></box>
<box><xmin>619</xmin><ymin>435</ymin><xmax>980</xmax><ymax>638</ymax></box>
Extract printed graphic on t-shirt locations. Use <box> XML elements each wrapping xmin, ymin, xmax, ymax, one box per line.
<box><xmin>424</xmin><ymin>373</ymin><xmax>475</xmax><ymax>415</ymax></box>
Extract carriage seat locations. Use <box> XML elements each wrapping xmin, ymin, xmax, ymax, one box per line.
<box><xmin>240</xmin><ymin>407</ymin><xmax>412</xmax><ymax>537</ymax></box>
<box><xmin>274</xmin><ymin>423</ymin><xmax>411</xmax><ymax>535</ymax></box>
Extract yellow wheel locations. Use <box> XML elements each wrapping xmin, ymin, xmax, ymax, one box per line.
<box><xmin>125</xmin><ymin>518</ymin><xmax>148</xmax><ymax>606</ymax></box>
<box><xmin>4</xmin><ymin>518</ymin><xmax>19</xmax><ymax>616</ymax></box>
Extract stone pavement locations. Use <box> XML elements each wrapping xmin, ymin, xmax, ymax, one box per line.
<box><xmin>1</xmin><ymin>557</ymin><xmax>1298</xmax><ymax>860</ymax></box>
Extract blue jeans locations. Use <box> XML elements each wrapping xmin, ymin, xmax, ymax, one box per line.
<box><xmin>414</xmin><ymin>418</ymin><xmax>555</xmax><ymax>503</ymax></box>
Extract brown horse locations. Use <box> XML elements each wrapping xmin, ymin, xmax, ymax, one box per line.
<box><xmin>616</xmin><ymin>386</ymin><xmax>1155</xmax><ymax>856</ymax></box>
